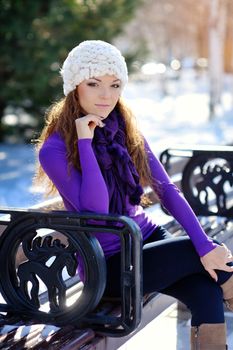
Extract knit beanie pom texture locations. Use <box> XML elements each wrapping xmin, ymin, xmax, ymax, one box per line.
<box><xmin>61</xmin><ymin>40</ymin><xmax>128</xmax><ymax>96</ymax></box>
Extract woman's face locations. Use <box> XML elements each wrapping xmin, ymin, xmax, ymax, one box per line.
<box><xmin>76</xmin><ymin>74</ymin><xmax>122</xmax><ymax>119</ymax></box>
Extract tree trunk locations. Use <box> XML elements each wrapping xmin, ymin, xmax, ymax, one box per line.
<box><xmin>224</xmin><ymin>15</ymin><xmax>233</xmax><ymax>73</ymax></box>
<box><xmin>208</xmin><ymin>0</ymin><xmax>227</xmax><ymax>120</ymax></box>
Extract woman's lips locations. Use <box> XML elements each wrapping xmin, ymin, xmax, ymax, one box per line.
<box><xmin>95</xmin><ymin>104</ymin><xmax>110</xmax><ymax>108</ymax></box>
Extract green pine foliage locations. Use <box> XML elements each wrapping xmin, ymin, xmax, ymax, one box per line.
<box><xmin>0</xmin><ymin>0</ymin><xmax>142</xmax><ymax>141</ymax></box>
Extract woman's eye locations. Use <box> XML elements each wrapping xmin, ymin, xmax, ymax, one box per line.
<box><xmin>87</xmin><ymin>82</ymin><xmax>120</xmax><ymax>88</ymax></box>
<box><xmin>87</xmin><ymin>82</ymin><xmax>98</xmax><ymax>87</ymax></box>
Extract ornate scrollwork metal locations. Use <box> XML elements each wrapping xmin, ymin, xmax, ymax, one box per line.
<box><xmin>0</xmin><ymin>210</ymin><xmax>142</xmax><ymax>336</ymax></box>
<box><xmin>18</xmin><ymin>233</ymin><xmax>77</xmax><ymax>311</ymax></box>
<box><xmin>182</xmin><ymin>155</ymin><xmax>233</xmax><ymax>217</ymax></box>
<box><xmin>160</xmin><ymin>146</ymin><xmax>233</xmax><ymax>217</ymax></box>
<box><xmin>0</xmin><ymin>211</ymin><xmax>107</xmax><ymax>325</ymax></box>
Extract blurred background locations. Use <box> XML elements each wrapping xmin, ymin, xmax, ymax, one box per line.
<box><xmin>1</xmin><ymin>0</ymin><xmax>233</xmax><ymax>207</ymax></box>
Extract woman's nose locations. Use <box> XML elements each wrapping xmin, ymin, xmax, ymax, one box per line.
<box><xmin>99</xmin><ymin>87</ymin><xmax>111</xmax><ymax>99</ymax></box>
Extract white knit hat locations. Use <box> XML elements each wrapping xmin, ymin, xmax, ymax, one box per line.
<box><xmin>60</xmin><ymin>40</ymin><xmax>128</xmax><ymax>96</ymax></box>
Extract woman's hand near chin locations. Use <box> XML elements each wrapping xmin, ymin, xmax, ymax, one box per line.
<box><xmin>75</xmin><ymin>114</ymin><xmax>105</xmax><ymax>139</ymax></box>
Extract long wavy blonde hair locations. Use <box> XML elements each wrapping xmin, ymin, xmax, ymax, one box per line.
<box><xmin>34</xmin><ymin>91</ymin><xmax>153</xmax><ymax>200</ymax></box>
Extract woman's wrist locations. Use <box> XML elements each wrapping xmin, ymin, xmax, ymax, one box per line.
<box><xmin>77</xmin><ymin>138</ymin><xmax>92</xmax><ymax>146</ymax></box>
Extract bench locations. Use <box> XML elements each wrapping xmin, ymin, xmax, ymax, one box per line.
<box><xmin>0</xmin><ymin>145</ymin><xmax>233</xmax><ymax>349</ymax></box>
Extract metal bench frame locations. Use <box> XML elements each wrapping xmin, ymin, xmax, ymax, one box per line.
<box><xmin>160</xmin><ymin>145</ymin><xmax>233</xmax><ymax>217</ymax></box>
<box><xmin>0</xmin><ymin>211</ymin><xmax>142</xmax><ymax>337</ymax></box>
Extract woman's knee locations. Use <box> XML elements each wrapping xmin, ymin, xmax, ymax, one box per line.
<box><xmin>162</xmin><ymin>274</ymin><xmax>225</xmax><ymax>326</ymax></box>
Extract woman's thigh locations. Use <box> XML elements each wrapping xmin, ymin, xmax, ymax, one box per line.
<box><xmin>143</xmin><ymin>235</ymin><xmax>206</xmax><ymax>293</ymax></box>
<box><xmin>105</xmin><ymin>234</ymin><xmax>203</xmax><ymax>296</ymax></box>
<box><xmin>105</xmin><ymin>227</ymin><xmax>232</xmax><ymax>297</ymax></box>
<box><xmin>143</xmin><ymin>230</ymin><xmax>232</xmax><ymax>292</ymax></box>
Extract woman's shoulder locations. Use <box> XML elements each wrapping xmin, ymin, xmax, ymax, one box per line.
<box><xmin>39</xmin><ymin>132</ymin><xmax>66</xmax><ymax>161</ymax></box>
<box><xmin>42</xmin><ymin>132</ymin><xmax>65</xmax><ymax>149</ymax></box>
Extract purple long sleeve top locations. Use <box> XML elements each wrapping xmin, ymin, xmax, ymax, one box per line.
<box><xmin>39</xmin><ymin>132</ymin><xmax>216</xmax><ymax>258</ymax></box>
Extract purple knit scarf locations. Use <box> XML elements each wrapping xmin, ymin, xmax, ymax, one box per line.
<box><xmin>92</xmin><ymin>109</ymin><xmax>143</xmax><ymax>215</ymax></box>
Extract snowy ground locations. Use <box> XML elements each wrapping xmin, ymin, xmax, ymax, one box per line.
<box><xmin>0</xmin><ymin>71</ymin><xmax>233</xmax><ymax>208</ymax></box>
<box><xmin>124</xmin><ymin>71</ymin><xmax>233</xmax><ymax>153</ymax></box>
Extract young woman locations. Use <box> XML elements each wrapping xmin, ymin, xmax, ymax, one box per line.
<box><xmin>36</xmin><ymin>40</ymin><xmax>233</xmax><ymax>349</ymax></box>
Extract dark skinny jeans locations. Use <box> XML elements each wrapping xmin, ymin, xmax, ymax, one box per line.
<box><xmin>104</xmin><ymin>226</ymin><xmax>233</xmax><ymax>326</ymax></box>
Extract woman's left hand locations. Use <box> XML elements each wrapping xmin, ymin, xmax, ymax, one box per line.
<box><xmin>200</xmin><ymin>244</ymin><xmax>233</xmax><ymax>281</ymax></box>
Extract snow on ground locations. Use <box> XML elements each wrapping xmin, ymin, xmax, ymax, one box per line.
<box><xmin>0</xmin><ymin>144</ymin><xmax>41</xmax><ymax>208</ymax></box>
<box><xmin>123</xmin><ymin>72</ymin><xmax>233</xmax><ymax>154</ymax></box>
<box><xmin>0</xmin><ymin>71</ymin><xmax>233</xmax><ymax>208</ymax></box>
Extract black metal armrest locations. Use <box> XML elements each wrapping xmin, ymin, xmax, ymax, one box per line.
<box><xmin>0</xmin><ymin>209</ymin><xmax>142</xmax><ymax>337</ymax></box>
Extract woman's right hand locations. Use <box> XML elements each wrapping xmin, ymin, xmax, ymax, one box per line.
<box><xmin>75</xmin><ymin>114</ymin><xmax>105</xmax><ymax>139</ymax></box>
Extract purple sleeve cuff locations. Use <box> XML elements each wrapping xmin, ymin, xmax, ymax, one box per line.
<box><xmin>198</xmin><ymin>241</ymin><xmax>217</xmax><ymax>257</ymax></box>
